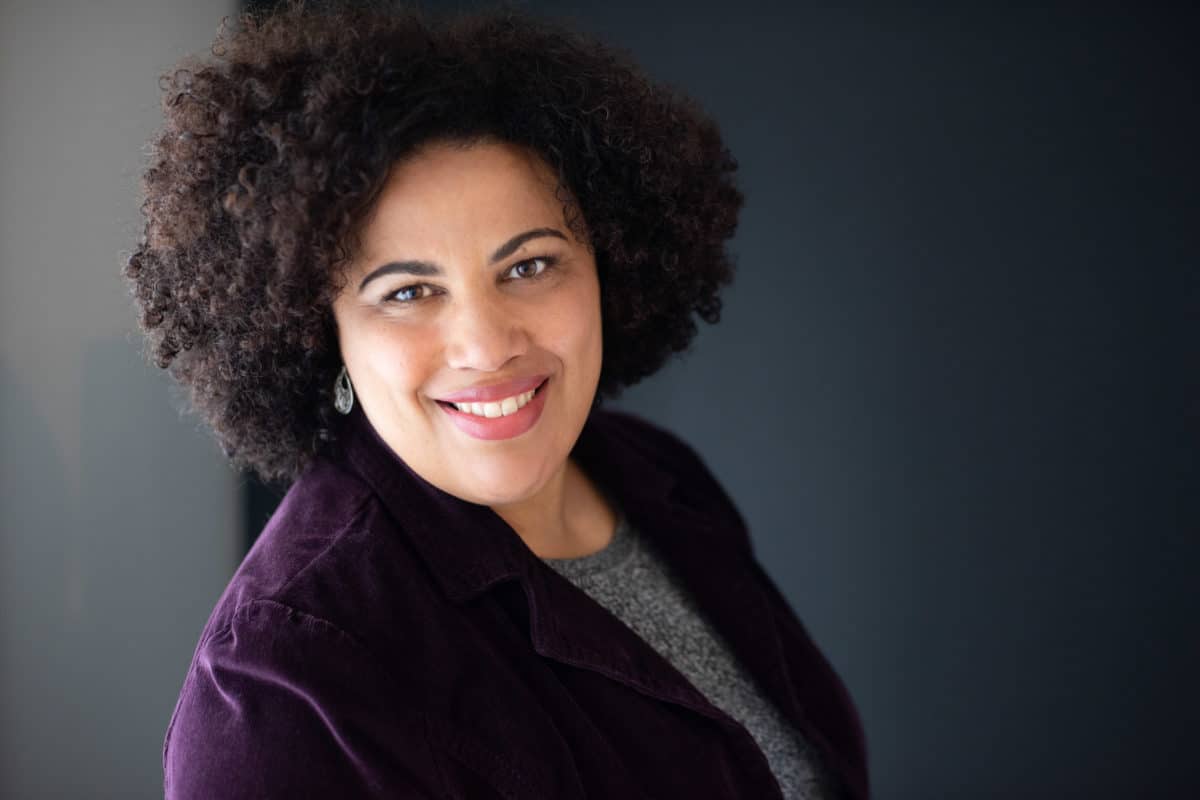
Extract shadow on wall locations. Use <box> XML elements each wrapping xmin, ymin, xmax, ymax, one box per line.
<box><xmin>0</xmin><ymin>358</ymin><xmax>77</xmax><ymax>796</ymax></box>
<box><xmin>0</xmin><ymin>335</ymin><xmax>239</xmax><ymax>797</ymax></box>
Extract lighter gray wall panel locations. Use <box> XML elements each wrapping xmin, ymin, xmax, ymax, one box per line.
<box><xmin>0</xmin><ymin>2</ymin><xmax>238</xmax><ymax>797</ymax></box>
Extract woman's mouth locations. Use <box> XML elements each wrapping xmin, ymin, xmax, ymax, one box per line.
<box><xmin>435</xmin><ymin>377</ymin><xmax>550</xmax><ymax>441</ymax></box>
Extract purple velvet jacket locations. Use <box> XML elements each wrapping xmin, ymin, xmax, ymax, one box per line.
<box><xmin>163</xmin><ymin>401</ymin><xmax>869</xmax><ymax>799</ymax></box>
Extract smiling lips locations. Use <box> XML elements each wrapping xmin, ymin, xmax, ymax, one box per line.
<box><xmin>436</xmin><ymin>376</ymin><xmax>550</xmax><ymax>440</ymax></box>
<box><xmin>436</xmin><ymin>373</ymin><xmax>548</xmax><ymax>404</ymax></box>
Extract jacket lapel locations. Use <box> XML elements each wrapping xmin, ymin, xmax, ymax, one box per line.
<box><xmin>335</xmin><ymin>401</ymin><xmax>805</xmax><ymax>751</ymax></box>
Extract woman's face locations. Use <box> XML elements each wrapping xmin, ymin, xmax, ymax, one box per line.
<box><xmin>331</xmin><ymin>139</ymin><xmax>603</xmax><ymax>507</ymax></box>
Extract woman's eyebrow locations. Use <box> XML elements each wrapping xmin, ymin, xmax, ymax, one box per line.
<box><xmin>358</xmin><ymin>227</ymin><xmax>567</xmax><ymax>293</ymax></box>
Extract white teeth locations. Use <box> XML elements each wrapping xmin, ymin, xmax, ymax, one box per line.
<box><xmin>451</xmin><ymin>388</ymin><xmax>536</xmax><ymax>418</ymax></box>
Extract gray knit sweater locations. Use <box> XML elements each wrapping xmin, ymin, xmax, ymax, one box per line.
<box><xmin>539</xmin><ymin>505</ymin><xmax>837</xmax><ymax>800</ymax></box>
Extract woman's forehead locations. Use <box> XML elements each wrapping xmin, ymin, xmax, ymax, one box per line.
<box><xmin>356</xmin><ymin>142</ymin><xmax>568</xmax><ymax>257</ymax></box>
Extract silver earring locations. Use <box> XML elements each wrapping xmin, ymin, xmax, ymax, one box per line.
<box><xmin>333</xmin><ymin>364</ymin><xmax>354</xmax><ymax>415</ymax></box>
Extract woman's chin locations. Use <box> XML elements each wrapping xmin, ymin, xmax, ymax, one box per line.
<box><xmin>455</xmin><ymin>461</ymin><xmax>553</xmax><ymax>508</ymax></box>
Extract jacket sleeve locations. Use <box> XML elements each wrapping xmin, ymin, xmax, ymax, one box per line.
<box><xmin>163</xmin><ymin>599</ymin><xmax>446</xmax><ymax>799</ymax></box>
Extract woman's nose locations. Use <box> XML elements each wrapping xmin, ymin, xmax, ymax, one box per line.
<box><xmin>442</xmin><ymin>296</ymin><xmax>530</xmax><ymax>373</ymax></box>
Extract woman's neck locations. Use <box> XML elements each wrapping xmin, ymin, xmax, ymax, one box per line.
<box><xmin>491</xmin><ymin>456</ymin><xmax>616</xmax><ymax>559</ymax></box>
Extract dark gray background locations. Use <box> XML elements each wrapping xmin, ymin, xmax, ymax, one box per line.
<box><xmin>0</xmin><ymin>0</ymin><xmax>1193</xmax><ymax>797</ymax></box>
<box><xmin>246</xmin><ymin>2</ymin><xmax>1200</xmax><ymax>796</ymax></box>
<box><xmin>503</xmin><ymin>5</ymin><xmax>1199</xmax><ymax>799</ymax></box>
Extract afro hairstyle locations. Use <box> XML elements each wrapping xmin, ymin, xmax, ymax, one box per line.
<box><xmin>124</xmin><ymin>0</ymin><xmax>744</xmax><ymax>483</ymax></box>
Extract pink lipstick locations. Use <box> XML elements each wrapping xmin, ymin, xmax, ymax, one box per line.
<box><xmin>435</xmin><ymin>376</ymin><xmax>550</xmax><ymax>441</ymax></box>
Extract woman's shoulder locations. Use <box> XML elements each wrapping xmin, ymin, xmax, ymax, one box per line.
<box><xmin>187</xmin><ymin>457</ymin><xmax>422</xmax><ymax>664</ymax></box>
<box><xmin>163</xmin><ymin>575</ymin><xmax>441</xmax><ymax>799</ymax></box>
<box><xmin>586</xmin><ymin>406</ymin><xmax>718</xmax><ymax>484</ymax></box>
<box><xmin>588</xmin><ymin>406</ymin><xmax>749</xmax><ymax>533</ymax></box>
<box><xmin>221</xmin><ymin>460</ymin><xmax>378</xmax><ymax>611</ymax></box>
<box><xmin>588</xmin><ymin>405</ymin><xmax>690</xmax><ymax>450</ymax></box>
<box><xmin>164</xmin><ymin>458</ymin><xmax>450</xmax><ymax>793</ymax></box>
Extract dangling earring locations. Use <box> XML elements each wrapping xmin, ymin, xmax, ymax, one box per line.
<box><xmin>333</xmin><ymin>364</ymin><xmax>354</xmax><ymax>415</ymax></box>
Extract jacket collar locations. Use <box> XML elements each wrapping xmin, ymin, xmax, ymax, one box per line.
<box><xmin>334</xmin><ymin>398</ymin><xmax>722</xmax><ymax>605</ymax></box>
<box><xmin>332</xmin><ymin>399</ymin><xmax>777</xmax><ymax>697</ymax></box>
<box><xmin>332</xmin><ymin>400</ymin><xmax>862</xmax><ymax>800</ymax></box>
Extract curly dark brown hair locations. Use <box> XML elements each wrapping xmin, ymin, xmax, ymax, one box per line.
<box><xmin>124</xmin><ymin>0</ymin><xmax>743</xmax><ymax>484</ymax></box>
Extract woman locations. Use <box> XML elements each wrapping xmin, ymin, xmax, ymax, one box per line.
<box><xmin>126</xmin><ymin>2</ymin><xmax>869</xmax><ymax>798</ymax></box>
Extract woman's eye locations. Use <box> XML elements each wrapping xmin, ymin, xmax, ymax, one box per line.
<box><xmin>384</xmin><ymin>257</ymin><xmax>556</xmax><ymax>306</ymax></box>
<box><xmin>507</xmin><ymin>256</ymin><xmax>556</xmax><ymax>280</ymax></box>
<box><xmin>385</xmin><ymin>284</ymin><xmax>431</xmax><ymax>304</ymax></box>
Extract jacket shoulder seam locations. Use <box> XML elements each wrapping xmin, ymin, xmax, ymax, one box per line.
<box><xmin>163</xmin><ymin>592</ymin><xmax>398</xmax><ymax>792</ymax></box>
<box><xmin>270</xmin><ymin>487</ymin><xmax>375</xmax><ymax>602</ymax></box>
<box><xmin>231</xmin><ymin>597</ymin><xmax>375</xmax><ymax>653</ymax></box>
<box><xmin>162</xmin><ymin>490</ymin><xmax>379</xmax><ymax>790</ymax></box>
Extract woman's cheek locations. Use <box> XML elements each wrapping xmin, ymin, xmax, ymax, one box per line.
<box><xmin>360</xmin><ymin>321</ymin><xmax>424</xmax><ymax>381</ymax></box>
